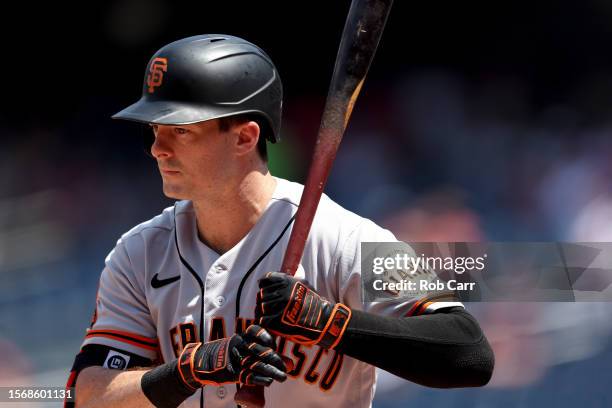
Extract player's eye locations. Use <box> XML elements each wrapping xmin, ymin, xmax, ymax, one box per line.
<box><xmin>174</xmin><ymin>127</ymin><xmax>188</xmax><ymax>135</ymax></box>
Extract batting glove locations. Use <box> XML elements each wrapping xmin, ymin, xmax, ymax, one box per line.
<box><xmin>255</xmin><ymin>272</ymin><xmax>352</xmax><ymax>350</ymax></box>
<box><xmin>177</xmin><ymin>324</ymin><xmax>287</xmax><ymax>390</ymax></box>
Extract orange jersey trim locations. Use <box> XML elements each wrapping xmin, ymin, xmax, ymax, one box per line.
<box><xmin>85</xmin><ymin>329</ymin><xmax>159</xmax><ymax>351</ymax></box>
<box><xmin>405</xmin><ymin>292</ymin><xmax>459</xmax><ymax>316</ymax></box>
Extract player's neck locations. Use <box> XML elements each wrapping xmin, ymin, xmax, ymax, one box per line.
<box><xmin>192</xmin><ymin>170</ymin><xmax>277</xmax><ymax>255</ymax></box>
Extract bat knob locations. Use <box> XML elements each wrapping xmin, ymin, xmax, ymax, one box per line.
<box><xmin>234</xmin><ymin>384</ymin><xmax>265</xmax><ymax>408</ymax></box>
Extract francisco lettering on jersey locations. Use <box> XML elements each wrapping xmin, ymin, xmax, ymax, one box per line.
<box><xmin>168</xmin><ymin>317</ymin><xmax>344</xmax><ymax>392</ymax></box>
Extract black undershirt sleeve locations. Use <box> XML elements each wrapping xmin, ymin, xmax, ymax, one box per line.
<box><xmin>334</xmin><ymin>307</ymin><xmax>494</xmax><ymax>388</ymax></box>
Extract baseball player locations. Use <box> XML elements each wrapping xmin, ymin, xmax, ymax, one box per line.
<box><xmin>66</xmin><ymin>34</ymin><xmax>494</xmax><ymax>408</ymax></box>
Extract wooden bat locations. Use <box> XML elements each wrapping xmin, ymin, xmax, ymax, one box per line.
<box><xmin>235</xmin><ymin>0</ymin><xmax>394</xmax><ymax>406</ymax></box>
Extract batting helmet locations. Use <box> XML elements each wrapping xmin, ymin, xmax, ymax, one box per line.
<box><xmin>112</xmin><ymin>34</ymin><xmax>283</xmax><ymax>143</ymax></box>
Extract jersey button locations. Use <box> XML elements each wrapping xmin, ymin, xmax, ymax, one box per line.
<box><xmin>215</xmin><ymin>296</ymin><xmax>226</xmax><ymax>306</ymax></box>
<box><xmin>217</xmin><ymin>386</ymin><xmax>226</xmax><ymax>399</ymax></box>
<box><xmin>215</xmin><ymin>264</ymin><xmax>227</xmax><ymax>273</ymax></box>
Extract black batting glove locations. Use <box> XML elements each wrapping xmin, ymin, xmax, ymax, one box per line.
<box><xmin>255</xmin><ymin>272</ymin><xmax>352</xmax><ymax>350</ymax></box>
<box><xmin>177</xmin><ymin>324</ymin><xmax>287</xmax><ymax>390</ymax></box>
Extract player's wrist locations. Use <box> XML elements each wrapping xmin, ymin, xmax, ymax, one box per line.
<box><xmin>141</xmin><ymin>358</ymin><xmax>197</xmax><ymax>408</ymax></box>
<box><xmin>317</xmin><ymin>303</ymin><xmax>352</xmax><ymax>349</ymax></box>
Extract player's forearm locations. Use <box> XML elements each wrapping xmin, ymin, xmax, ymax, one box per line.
<box><xmin>75</xmin><ymin>366</ymin><xmax>153</xmax><ymax>408</ymax></box>
<box><xmin>334</xmin><ymin>307</ymin><xmax>495</xmax><ymax>388</ymax></box>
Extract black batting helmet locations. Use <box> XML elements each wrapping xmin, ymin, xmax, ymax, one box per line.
<box><xmin>112</xmin><ymin>34</ymin><xmax>283</xmax><ymax>143</ymax></box>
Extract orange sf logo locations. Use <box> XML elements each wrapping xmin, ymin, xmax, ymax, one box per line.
<box><xmin>147</xmin><ymin>57</ymin><xmax>168</xmax><ymax>93</ymax></box>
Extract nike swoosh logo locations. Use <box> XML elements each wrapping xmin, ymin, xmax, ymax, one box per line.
<box><xmin>151</xmin><ymin>273</ymin><xmax>180</xmax><ymax>289</ymax></box>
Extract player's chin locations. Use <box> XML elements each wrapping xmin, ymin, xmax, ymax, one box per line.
<box><xmin>162</xmin><ymin>184</ymin><xmax>188</xmax><ymax>200</ymax></box>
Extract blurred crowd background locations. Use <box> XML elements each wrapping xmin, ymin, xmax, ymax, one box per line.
<box><xmin>2</xmin><ymin>0</ymin><xmax>612</xmax><ymax>406</ymax></box>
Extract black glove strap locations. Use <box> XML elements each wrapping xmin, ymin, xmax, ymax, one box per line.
<box><xmin>318</xmin><ymin>303</ymin><xmax>352</xmax><ymax>349</ymax></box>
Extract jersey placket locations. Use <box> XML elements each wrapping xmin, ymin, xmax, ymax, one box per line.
<box><xmin>202</xmin><ymin>255</ymin><xmax>236</xmax><ymax>406</ymax></box>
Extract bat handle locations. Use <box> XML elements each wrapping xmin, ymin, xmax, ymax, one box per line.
<box><xmin>234</xmin><ymin>384</ymin><xmax>265</xmax><ymax>408</ymax></box>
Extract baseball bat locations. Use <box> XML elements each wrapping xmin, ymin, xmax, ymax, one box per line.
<box><xmin>235</xmin><ymin>0</ymin><xmax>394</xmax><ymax>406</ymax></box>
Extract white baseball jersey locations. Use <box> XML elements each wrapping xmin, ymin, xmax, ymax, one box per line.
<box><xmin>81</xmin><ymin>177</ymin><xmax>462</xmax><ymax>407</ymax></box>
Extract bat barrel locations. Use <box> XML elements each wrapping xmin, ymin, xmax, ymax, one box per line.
<box><xmin>235</xmin><ymin>0</ymin><xmax>394</xmax><ymax>406</ymax></box>
<box><xmin>281</xmin><ymin>0</ymin><xmax>394</xmax><ymax>275</ymax></box>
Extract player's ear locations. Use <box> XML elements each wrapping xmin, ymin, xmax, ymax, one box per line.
<box><xmin>234</xmin><ymin>121</ymin><xmax>260</xmax><ymax>156</ymax></box>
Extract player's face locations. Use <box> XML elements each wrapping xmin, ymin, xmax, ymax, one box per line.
<box><xmin>149</xmin><ymin>119</ymin><xmax>236</xmax><ymax>200</ymax></box>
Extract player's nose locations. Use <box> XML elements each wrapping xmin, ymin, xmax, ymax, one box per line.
<box><xmin>150</xmin><ymin>125</ymin><xmax>174</xmax><ymax>158</ymax></box>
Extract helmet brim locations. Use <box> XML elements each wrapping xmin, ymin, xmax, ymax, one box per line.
<box><xmin>111</xmin><ymin>98</ymin><xmax>227</xmax><ymax>125</ymax></box>
<box><xmin>112</xmin><ymin>98</ymin><xmax>280</xmax><ymax>142</ymax></box>
<box><xmin>114</xmin><ymin>98</ymin><xmax>276</xmax><ymax>125</ymax></box>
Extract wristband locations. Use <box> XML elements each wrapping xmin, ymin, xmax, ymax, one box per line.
<box><xmin>141</xmin><ymin>361</ymin><xmax>197</xmax><ymax>408</ymax></box>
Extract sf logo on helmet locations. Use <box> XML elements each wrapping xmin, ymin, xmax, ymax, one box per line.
<box><xmin>147</xmin><ymin>57</ymin><xmax>168</xmax><ymax>93</ymax></box>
